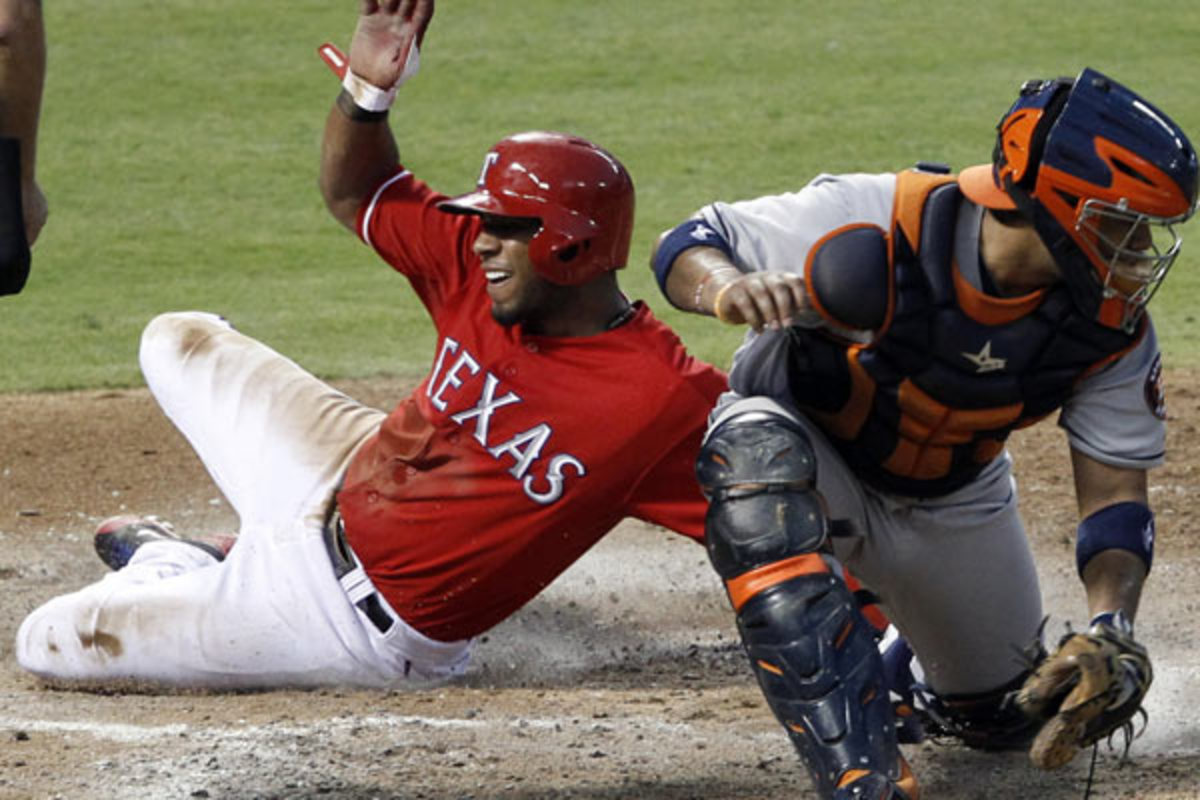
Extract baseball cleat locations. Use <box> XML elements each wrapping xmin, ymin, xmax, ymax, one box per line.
<box><xmin>93</xmin><ymin>515</ymin><xmax>236</xmax><ymax>570</ymax></box>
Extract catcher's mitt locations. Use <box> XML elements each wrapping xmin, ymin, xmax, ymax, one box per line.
<box><xmin>1015</xmin><ymin>613</ymin><xmax>1152</xmax><ymax>769</ymax></box>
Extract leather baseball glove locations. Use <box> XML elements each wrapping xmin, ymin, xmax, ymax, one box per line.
<box><xmin>1015</xmin><ymin>613</ymin><xmax>1152</xmax><ymax>769</ymax></box>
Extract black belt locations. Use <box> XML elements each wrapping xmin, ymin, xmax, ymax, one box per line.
<box><xmin>323</xmin><ymin>504</ymin><xmax>395</xmax><ymax>634</ymax></box>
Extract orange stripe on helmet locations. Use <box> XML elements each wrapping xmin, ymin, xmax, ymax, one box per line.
<box><xmin>997</xmin><ymin>107</ymin><xmax>1045</xmax><ymax>187</ymax></box>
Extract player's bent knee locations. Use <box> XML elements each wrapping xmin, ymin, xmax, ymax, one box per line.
<box><xmin>695</xmin><ymin>408</ymin><xmax>826</xmax><ymax>579</ymax></box>
<box><xmin>141</xmin><ymin>311</ymin><xmax>230</xmax><ymax>358</ymax></box>
<box><xmin>139</xmin><ymin>311</ymin><xmax>233</xmax><ymax>383</ymax></box>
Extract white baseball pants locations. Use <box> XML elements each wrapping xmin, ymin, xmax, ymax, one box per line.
<box><xmin>16</xmin><ymin>312</ymin><xmax>472</xmax><ymax>689</ymax></box>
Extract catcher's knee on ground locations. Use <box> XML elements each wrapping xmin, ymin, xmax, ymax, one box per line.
<box><xmin>697</xmin><ymin>407</ymin><xmax>912</xmax><ymax>798</ymax></box>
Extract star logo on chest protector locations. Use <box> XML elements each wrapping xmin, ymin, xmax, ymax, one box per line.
<box><xmin>961</xmin><ymin>340</ymin><xmax>1007</xmax><ymax>373</ymax></box>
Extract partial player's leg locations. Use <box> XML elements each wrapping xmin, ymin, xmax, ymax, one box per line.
<box><xmin>13</xmin><ymin>312</ymin><xmax>463</xmax><ymax>688</ymax></box>
<box><xmin>15</xmin><ymin>511</ymin><xmax>472</xmax><ymax>688</ymax></box>
<box><xmin>854</xmin><ymin>455</ymin><xmax>1046</xmax><ymax>750</ymax></box>
<box><xmin>696</xmin><ymin>398</ymin><xmax>916</xmax><ymax>800</ymax></box>
<box><xmin>138</xmin><ymin>311</ymin><xmax>385</xmax><ymax>526</ymax></box>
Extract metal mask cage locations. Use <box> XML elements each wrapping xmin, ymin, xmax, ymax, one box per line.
<box><xmin>1075</xmin><ymin>197</ymin><xmax>1192</xmax><ymax>331</ymax></box>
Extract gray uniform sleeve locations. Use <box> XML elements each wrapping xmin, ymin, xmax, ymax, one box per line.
<box><xmin>697</xmin><ymin>172</ymin><xmax>896</xmax><ymax>277</ymax></box>
<box><xmin>694</xmin><ymin>173</ymin><xmax>897</xmax><ymax>399</ymax></box>
<box><xmin>1058</xmin><ymin>320</ymin><xmax>1166</xmax><ymax>468</ymax></box>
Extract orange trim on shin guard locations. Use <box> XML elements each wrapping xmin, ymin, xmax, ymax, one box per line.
<box><xmin>725</xmin><ymin>553</ymin><xmax>829</xmax><ymax>612</ymax></box>
<box><xmin>836</xmin><ymin>757</ymin><xmax>920</xmax><ymax>799</ymax></box>
<box><xmin>897</xmin><ymin>756</ymin><xmax>921</xmax><ymax>799</ymax></box>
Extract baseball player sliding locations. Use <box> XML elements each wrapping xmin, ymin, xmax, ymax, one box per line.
<box><xmin>652</xmin><ymin>70</ymin><xmax>1196</xmax><ymax>797</ymax></box>
<box><xmin>16</xmin><ymin>0</ymin><xmax>725</xmax><ymax>688</ymax></box>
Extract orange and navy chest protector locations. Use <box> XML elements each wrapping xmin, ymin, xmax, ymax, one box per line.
<box><xmin>788</xmin><ymin>169</ymin><xmax>1142</xmax><ymax>497</ymax></box>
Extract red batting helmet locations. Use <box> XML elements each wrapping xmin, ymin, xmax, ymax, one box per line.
<box><xmin>960</xmin><ymin>68</ymin><xmax>1198</xmax><ymax>333</ymax></box>
<box><xmin>438</xmin><ymin>131</ymin><xmax>635</xmax><ymax>286</ymax></box>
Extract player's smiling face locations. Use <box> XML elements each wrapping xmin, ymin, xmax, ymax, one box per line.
<box><xmin>474</xmin><ymin>214</ymin><xmax>562</xmax><ymax>329</ymax></box>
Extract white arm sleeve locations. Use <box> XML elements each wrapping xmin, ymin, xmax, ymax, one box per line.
<box><xmin>1058</xmin><ymin>320</ymin><xmax>1167</xmax><ymax>468</ymax></box>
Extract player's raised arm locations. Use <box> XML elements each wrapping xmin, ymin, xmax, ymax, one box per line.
<box><xmin>319</xmin><ymin>0</ymin><xmax>433</xmax><ymax>232</ymax></box>
<box><xmin>0</xmin><ymin>0</ymin><xmax>45</xmax><ymax>295</ymax></box>
<box><xmin>0</xmin><ymin>0</ymin><xmax>46</xmax><ymax>245</ymax></box>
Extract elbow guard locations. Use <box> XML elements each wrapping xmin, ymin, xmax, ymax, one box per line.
<box><xmin>1075</xmin><ymin>501</ymin><xmax>1155</xmax><ymax>577</ymax></box>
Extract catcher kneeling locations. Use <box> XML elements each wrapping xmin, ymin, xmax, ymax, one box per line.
<box><xmin>651</xmin><ymin>66</ymin><xmax>1191</xmax><ymax>799</ymax></box>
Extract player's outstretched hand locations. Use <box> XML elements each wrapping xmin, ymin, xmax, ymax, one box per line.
<box><xmin>713</xmin><ymin>272</ymin><xmax>811</xmax><ymax>332</ymax></box>
<box><xmin>349</xmin><ymin>0</ymin><xmax>434</xmax><ymax>90</ymax></box>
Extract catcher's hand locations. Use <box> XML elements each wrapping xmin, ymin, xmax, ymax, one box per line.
<box><xmin>1015</xmin><ymin>613</ymin><xmax>1152</xmax><ymax>769</ymax></box>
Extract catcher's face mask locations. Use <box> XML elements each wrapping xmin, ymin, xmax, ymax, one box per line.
<box><xmin>1076</xmin><ymin>197</ymin><xmax>1189</xmax><ymax>332</ymax></box>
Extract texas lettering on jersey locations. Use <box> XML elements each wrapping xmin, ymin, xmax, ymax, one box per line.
<box><xmin>425</xmin><ymin>335</ymin><xmax>586</xmax><ymax>505</ymax></box>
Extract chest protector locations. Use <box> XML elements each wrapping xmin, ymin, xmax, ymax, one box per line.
<box><xmin>786</xmin><ymin>169</ymin><xmax>1142</xmax><ymax>497</ymax></box>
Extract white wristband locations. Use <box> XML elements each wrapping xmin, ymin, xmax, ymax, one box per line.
<box><xmin>341</xmin><ymin>70</ymin><xmax>398</xmax><ymax>113</ymax></box>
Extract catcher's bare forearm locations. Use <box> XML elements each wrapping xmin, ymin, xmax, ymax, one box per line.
<box><xmin>658</xmin><ymin>242</ymin><xmax>739</xmax><ymax>315</ymax></box>
<box><xmin>1069</xmin><ymin>449</ymin><xmax>1151</xmax><ymax>621</ymax></box>
<box><xmin>654</xmin><ymin>239</ymin><xmax>809</xmax><ymax>331</ymax></box>
<box><xmin>1081</xmin><ymin>549</ymin><xmax>1146</xmax><ymax>621</ymax></box>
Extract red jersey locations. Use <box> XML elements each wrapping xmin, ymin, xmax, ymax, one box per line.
<box><xmin>336</xmin><ymin>168</ymin><xmax>728</xmax><ymax>642</ymax></box>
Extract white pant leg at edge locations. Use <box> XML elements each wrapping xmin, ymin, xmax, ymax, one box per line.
<box><xmin>16</xmin><ymin>312</ymin><xmax>472</xmax><ymax>688</ymax></box>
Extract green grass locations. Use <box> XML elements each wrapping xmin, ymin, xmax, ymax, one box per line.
<box><xmin>4</xmin><ymin>0</ymin><xmax>1200</xmax><ymax>391</ymax></box>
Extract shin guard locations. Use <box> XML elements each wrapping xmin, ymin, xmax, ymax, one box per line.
<box><xmin>698</xmin><ymin>411</ymin><xmax>910</xmax><ymax>798</ymax></box>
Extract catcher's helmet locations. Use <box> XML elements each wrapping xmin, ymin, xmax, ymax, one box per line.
<box><xmin>959</xmin><ymin>68</ymin><xmax>1198</xmax><ymax>332</ymax></box>
<box><xmin>438</xmin><ymin>131</ymin><xmax>635</xmax><ymax>286</ymax></box>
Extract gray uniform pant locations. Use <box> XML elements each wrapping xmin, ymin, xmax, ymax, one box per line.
<box><xmin>712</xmin><ymin>395</ymin><xmax>1043</xmax><ymax>695</ymax></box>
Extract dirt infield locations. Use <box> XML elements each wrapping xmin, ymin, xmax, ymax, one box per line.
<box><xmin>2</xmin><ymin>375</ymin><xmax>1199</xmax><ymax>799</ymax></box>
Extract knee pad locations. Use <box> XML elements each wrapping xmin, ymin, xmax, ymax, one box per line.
<box><xmin>696</xmin><ymin>411</ymin><xmax>827</xmax><ymax>580</ymax></box>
